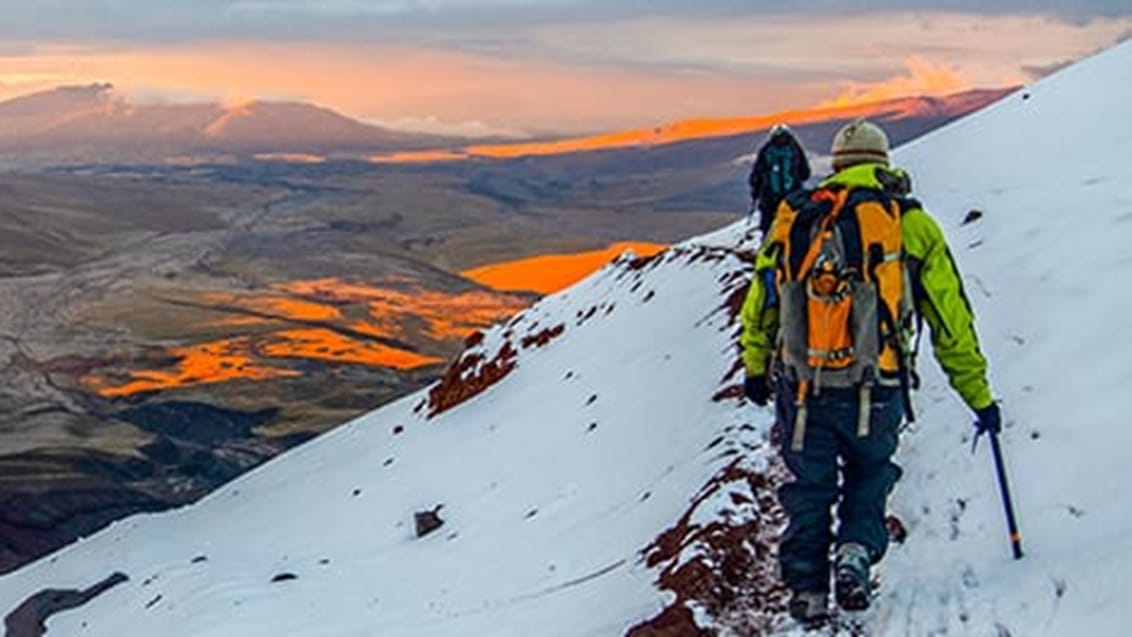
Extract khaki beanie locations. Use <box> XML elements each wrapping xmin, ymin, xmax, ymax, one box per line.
<box><xmin>831</xmin><ymin>118</ymin><xmax>890</xmax><ymax>170</ymax></box>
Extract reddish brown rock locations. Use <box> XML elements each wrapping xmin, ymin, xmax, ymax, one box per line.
<box><xmin>427</xmin><ymin>341</ymin><xmax>518</xmax><ymax>417</ymax></box>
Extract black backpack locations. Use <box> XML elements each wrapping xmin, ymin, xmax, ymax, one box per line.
<box><xmin>761</xmin><ymin>143</ymin><xmax>800</xmax><ymax>200</ymax></box>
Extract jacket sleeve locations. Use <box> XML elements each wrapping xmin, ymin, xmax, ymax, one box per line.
<box><xmin>793</xmin><ymin>139</ymin><xmax>811</xmax><ymax>182</ymax></box>
<box><xmin>740</xmin><ymin>234</ymin><xmax>781</xmax><ymax>377</ymax></box>
<box><xmin>748</xmin><ymin>150</ymin><xmax>765</xmax><ymax>202</ymax></box>
<box><xmin>903</xmin><ymin>207</ymin><xmax>994</xmax><ymax>411</ymax></box>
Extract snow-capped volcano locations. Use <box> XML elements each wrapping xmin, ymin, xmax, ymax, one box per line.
<box><xmin>2</xmin><ymin>40</ymin><xmax>1132</xmax><ymax>636</ymax></box>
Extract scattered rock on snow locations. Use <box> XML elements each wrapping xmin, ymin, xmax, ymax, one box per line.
<box><xmin>415</xmin><ymin>505</ymin><xmax>445</xmax><ymax>538</ymax></box>
<box><xmin>520</xmin><ymin>323</ymin><xmax>565</xmax><ymax>349</ymax></box>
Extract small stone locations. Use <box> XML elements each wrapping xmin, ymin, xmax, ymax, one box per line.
<box><xmin>962</xmin><ymin>209</ymin><xmax>984</xmax><ymax>225</ymax></box>
<box><xmin>415</xmin><ymin>505</ymin><xmax>445</xmax><ymax>538</ymax></box>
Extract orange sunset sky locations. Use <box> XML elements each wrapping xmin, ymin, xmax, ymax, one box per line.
<box><xmin>0</xmin><ymin>3</ymin><xmax>1129</xmax><ymax>136</ymax></box>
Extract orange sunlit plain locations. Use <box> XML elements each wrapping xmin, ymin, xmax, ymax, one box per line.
<box><xmin>83</xmin><ymin>278</ymin><xmax>531</xmax><ymax>398</ymax></box>
<box><xmin>260</xmin><ymin>328</ymin><xmax>442</xmax><ymax>369</ymax></box>
<box><xmin>83</xmin><ymin>241</ymin><xmax>663</xmax><ymax>398</ymax></box>
<box><xmin>462</xmin><ymin>242</ymin><xmax>668</xmax><ymax>294</ymax></box>
<box><xmin>84</xmin><ymin>338</ymin><xmax>301</xmax><ymax>399</ymax></box>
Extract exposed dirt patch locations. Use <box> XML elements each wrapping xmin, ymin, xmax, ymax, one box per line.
<box><xmin>427</xmin><ymin>340</ymin><xmax>518</xmax><ymax>417</ymax></box>
<box><xmin>630</xmin><ymin>457</ymin><xmax>790</xmax><ymax>636</ymax></box>
<box><xmin>626</xmin><ymin>604</ymin><xmax>707</xmax><ymax>637</ymax></box>
<box><xmin>631</xmin><ymin>249</ymin><xmax>789</xmax><ymax>635</ymax></box>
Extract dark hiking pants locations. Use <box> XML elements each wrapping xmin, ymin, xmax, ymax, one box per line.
<box><xmin>774</xmin><ymin>380</ymin><xmax>904</xmax><ymax>593</ymax></box>
<box><xmin>756</xmin><ymin>198</ymin><xmax>781</xmax><ymax>235</ymax></box>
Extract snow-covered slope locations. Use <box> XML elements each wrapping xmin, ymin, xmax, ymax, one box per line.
<box><xmin>3</xmin><ymin>40</ymin><xmax>1132</xmax><ymax>636</ymax></box>
<box><xmin>0</xmin><ymin>243</ymin><xmax>766</xmax><ymax>636</ymax></box>
<box><xmin>869</xmin><ymin>40</ymin><xmax>1132</xmax><ymax>635</ymax></box>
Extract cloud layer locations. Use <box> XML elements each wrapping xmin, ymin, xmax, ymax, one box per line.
<box><xmin>0</xmin><ymin>1</ymin><xmax>1130</xmax><ymax>41</ymax></box>
<box><xmin>0</xmin><ymin>4</ymin><xmax>1129</xmax><ymax>134</ymax></box>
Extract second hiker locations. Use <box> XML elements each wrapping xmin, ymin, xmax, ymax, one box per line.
<box><xmin>748</xmin><ymin>124</ymin><xmax>812</xmax><ymax>235</ymax></box>
<box><xmin>739</xmin><ymin>118</ymin><xmax>1001</xmax><ymax>626</ymax></box>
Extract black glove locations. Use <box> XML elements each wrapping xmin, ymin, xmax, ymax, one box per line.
<box><xmin>744</xmin><ymin>375</ymin><xmax>772</xmax><ymax>407</ymax></box>
<box><xmin>974</xmin><ymin>403</ymin><xmax>1002</xmax><ymax>435</ymax></box>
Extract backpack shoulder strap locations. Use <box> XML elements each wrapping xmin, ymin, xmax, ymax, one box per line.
<box><xmin>795</xmin><ymin>188</ymin><xmax>851</xmax><ymax>280</ymax></box>
<box><xmin>776</xmin><ymin>187</ymin><xmax>840</xmax><ymax>279</ymax></box>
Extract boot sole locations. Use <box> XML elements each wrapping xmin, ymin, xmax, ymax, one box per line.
<box><xmin>834</xmin><ymin>570</ymin><xmax>871</xmax><ymax>612</ymax></box>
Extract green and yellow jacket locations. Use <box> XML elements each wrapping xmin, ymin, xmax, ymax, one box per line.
<box><xmin>739</xmin><ymin>163</ymin><xmax>994</xmax><ymax>411</ymax></box>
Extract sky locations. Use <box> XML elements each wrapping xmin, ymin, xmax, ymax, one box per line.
<box><xmin>0</xmin><ymin>1</ymin><xmax>1129</xmax><ymax>136</ymax></box>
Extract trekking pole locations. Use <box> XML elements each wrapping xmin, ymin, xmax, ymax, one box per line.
<box><xmin>987</xmin><ymin>429</ymin><xmax>1024</xmax><ymax>559</ymax></box>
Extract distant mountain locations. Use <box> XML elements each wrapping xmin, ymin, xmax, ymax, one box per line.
<box><xmin>0</xmin><ymin>83</ymin><xmax>456</xmax><ymax>165</ymax></box>
<box><xmin>372</xmin><ymin>87</ymin><xmax>1016</xmax><ymax>163</ymax></box>
<box><xmin>0</xmin><ymin>83</ymin><xmax>1013</xmax><ymax>167</ymax></box>
<box><xmin>382</xmin><ymin>87</ymin><xmax>1017</xmax><ymax>222</ymax></box>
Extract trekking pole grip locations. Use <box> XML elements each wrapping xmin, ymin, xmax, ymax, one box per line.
<box><xmin>988</xmin><ymin>430</ymin><xmax>1024</xmax><ymax>559</ymax></box>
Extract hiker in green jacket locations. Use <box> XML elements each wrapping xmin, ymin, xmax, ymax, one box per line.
<box><xmin>738</xmin><ymin>118</ymin><xmax>1001</xmax><ymax>625</ymax></box>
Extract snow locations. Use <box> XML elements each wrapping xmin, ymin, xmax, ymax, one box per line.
<box><xmin>869</xmin><ymin>39</ymin><xmax>1132</xmax><ymax>636</ymax></box>
<box><xmin>2</xmin><ymin>40</ymin><xmax>1132</xmax><ymax>636</ymax></box>
<box><xmin>0</xmin><ymin>245</ymin><xmax>760</xmax><ymax>636</ymax></box>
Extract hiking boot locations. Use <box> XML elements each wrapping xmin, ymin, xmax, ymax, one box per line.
<box><xmin>787</xmin><ymin>590</ymin><xmax>830</xmax><ymax>627</ymax></box>
<box><xmin>833</xmin><ymin>542</ymin><xmax>872</xmax><ymax>611</ymax></box>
